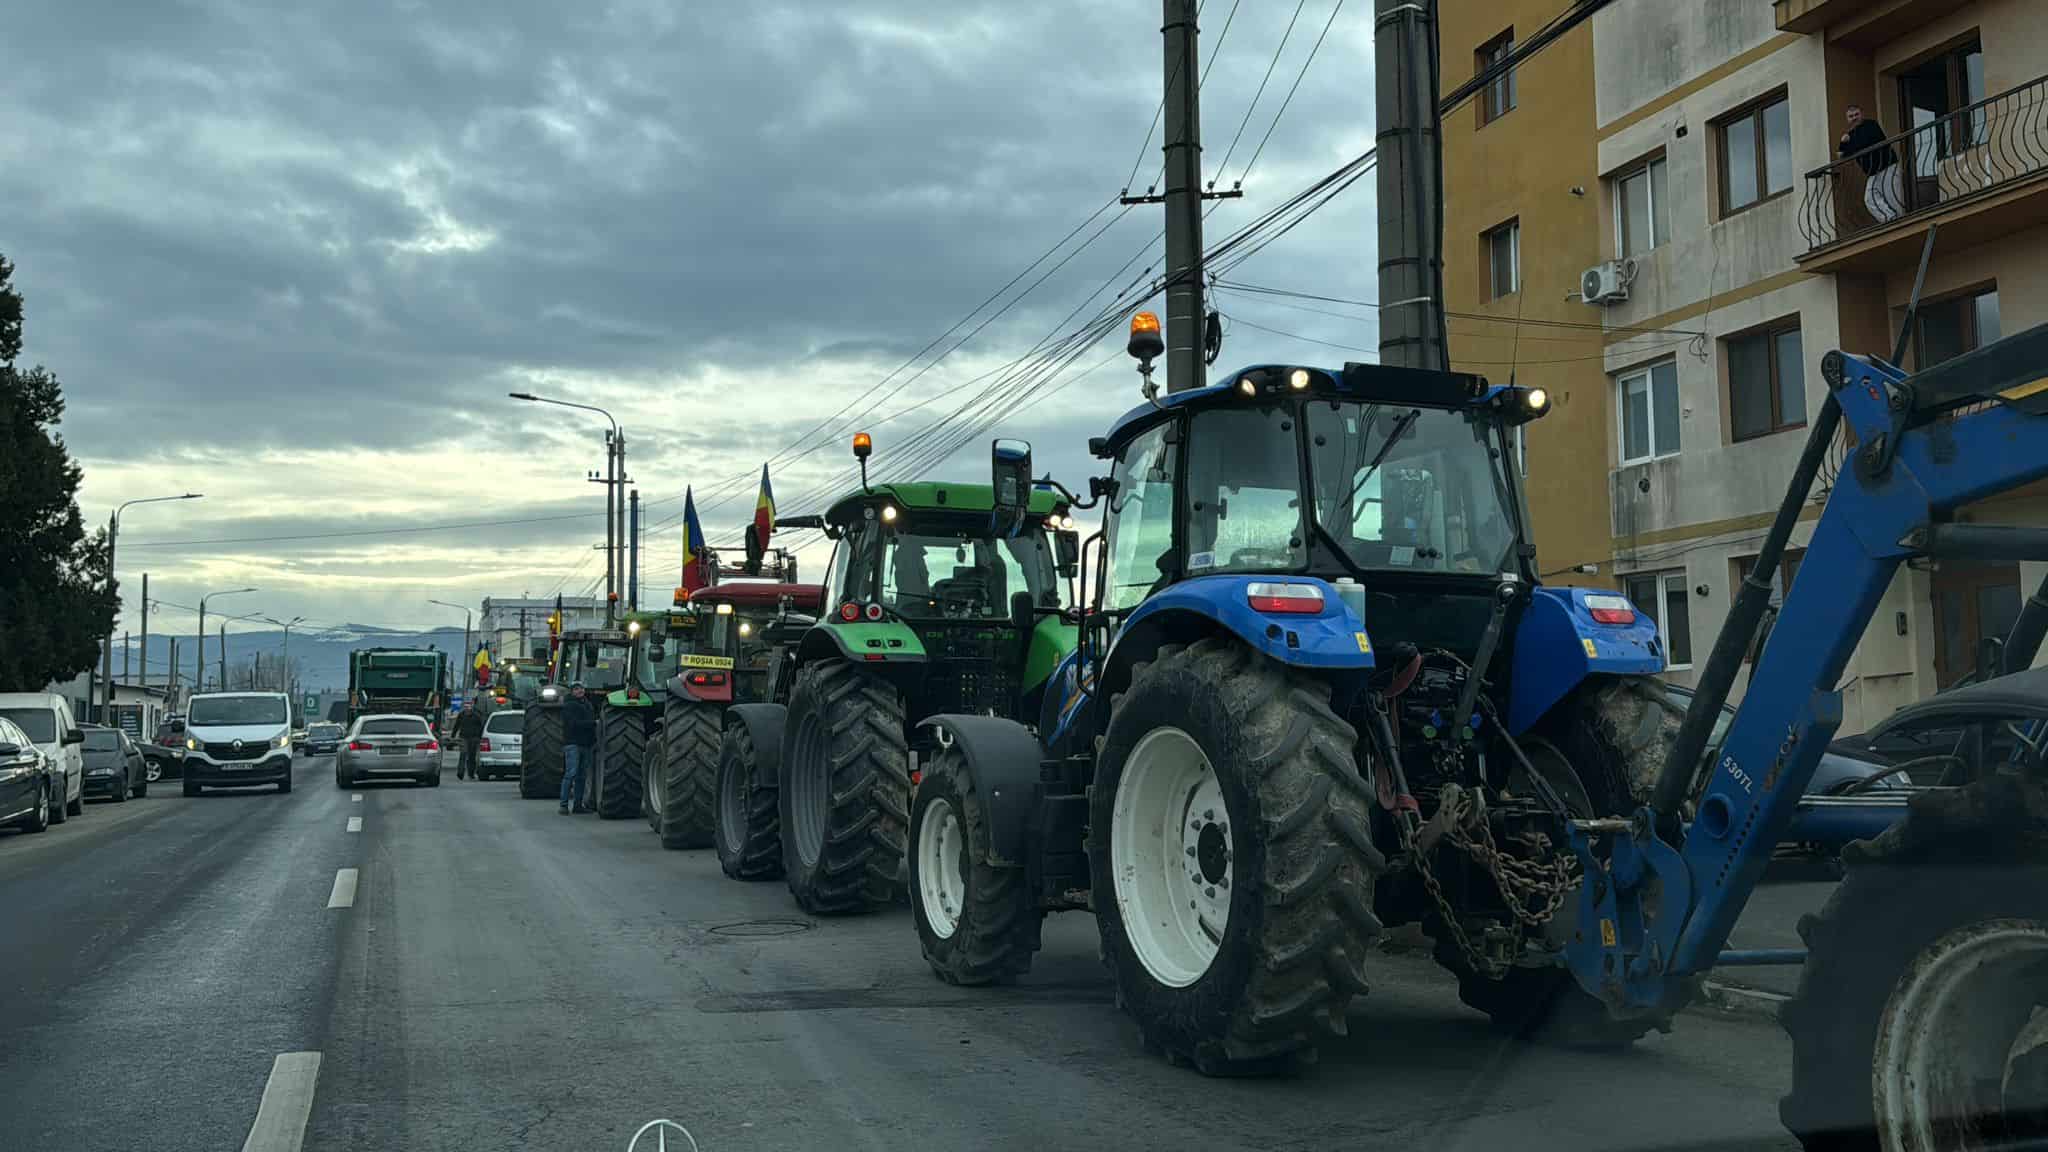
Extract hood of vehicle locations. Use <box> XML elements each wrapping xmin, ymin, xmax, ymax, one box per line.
<box><xmin>187</xmin><ymin>723</ymin><xmax>289</xmax><ymax>744</ymax></box>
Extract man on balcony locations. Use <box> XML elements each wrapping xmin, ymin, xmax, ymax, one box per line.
<box><xmin>1841</xmin><ymin>103</ymin><xmax>1902</xmax><ymax>225</ymax></box>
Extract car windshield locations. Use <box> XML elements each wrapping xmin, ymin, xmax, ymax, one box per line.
<box><xmin>484</xmin><ymin>712</ymin><xmax>525</xmax><ymax>734</ymax></box>
<box><xmin>310</xmin><ymin>725</ymin><xmax>343</xmax><ymax>738</ymax></box>
<box><xmin>357</xmin><ymin>718</ymin><xmax>429</xmax><ymax>736</ymax></box>
<box><xmin>82</xmin><ymin>729</ymin><xmax>121</xmax><ymax>751</ymax></box>
<box><xmin>188</xmin><ymin>696</ymin><xmax>290</xmax><ymax>726</ymax></box>
<box><xmin>0</xmin><ymin>709</ymin><xmax>56</xmax><ymax>744</ymax></box>
<box><xmin>880</xmin><ymin>527</ymin><xmax>1060</xmax><ymax>620</ymax></box>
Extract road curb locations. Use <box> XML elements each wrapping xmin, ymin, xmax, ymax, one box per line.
<box><xmin>1695</xmin><ymin>978</ymin><xmax>1790</xmax><ymax>1021</ymax></box>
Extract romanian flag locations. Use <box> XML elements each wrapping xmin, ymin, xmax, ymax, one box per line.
<box><xmin>754</xmin><ymin>464</ymin><xmax>776</xmax><ymax>546</ymax></box>
<box><xmin>680</xmin><ymin>487</ymin><xmax>707</xmax><ymax>592</ymax></box>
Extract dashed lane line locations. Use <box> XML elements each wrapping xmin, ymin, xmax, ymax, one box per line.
<box><xmin>350</xmin><ymin>793</ymin><xmax>362</xmax><ymax>802</ymax></box>
<box><xmin>327</xmin><ymin>868</ymin><xmax>358</xmax><ymax>908</ymax></box>
<box><xmin>346</xmin><ymin>816</ymin><xmax>362</xmax><ymax>832</ymax></box>
<box><xmin>242</xmin><ymin>1051</ymin><xmax>322</xmax><ymax>1152</ymax></box>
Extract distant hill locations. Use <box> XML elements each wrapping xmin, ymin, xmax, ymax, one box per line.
<box><xmin>116</xmin><ymin>624</ymin><xmax>477</xmax><ymax>692</ymax></box>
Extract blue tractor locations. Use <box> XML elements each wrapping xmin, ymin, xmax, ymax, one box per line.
<box><xmin>908</xmin><ymin>313</ymin><xmax>1680</xmax><ymax>1072</ymax></box>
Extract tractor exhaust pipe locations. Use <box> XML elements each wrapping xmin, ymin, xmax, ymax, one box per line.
<box><xmin>1651</xmin><ymin>392</ymin><xmax>1843</xmax><ymax>818</ymax></box>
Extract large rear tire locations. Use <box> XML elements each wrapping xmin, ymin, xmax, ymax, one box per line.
<box><xmin>715</xmin><ymin>721</ymin><xmax>782</xmax><ymax>881</ymax></box>
<box><xmin>521</xmin><ymin>706</ymin><xmax>564</xmax><ymax>800</ymax></box>
<box><xmin>1780</xmin><ymin>774</ymin><xmax>2048</xmax><ymax>1151</ymax></box>
<box><xmin>911</xmin><ymin>746</ymin><xmax>1042</xmax><ymax>985</ymax></box>
<box><xmin>1089</xmin><ymin>636</ymin><xmax>1384</xmax><ymax>1074</ymax></box>
<box><xmin>779</xmin><ymin>663</ymin><xmax>909</xmax><ymax>915</ymax></box>
<box><xmin>594</xmin><ymin>709</ymin><xmax>648</xmax><ymax>820</ymax></box>
<box><xmin>655</xmin><ymin>697</ymin><xmax>718</xmax><ymax>849</ymax></box>
<box><xmin>1431</xmin><ymin>677</ymin><xmax>1674</xmax><ymax>1048</ymax></box>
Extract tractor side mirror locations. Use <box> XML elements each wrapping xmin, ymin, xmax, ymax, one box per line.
<box><xmin>1054</xmin><ymin>529</ymin><xmax>1080</xmax><ymax>577</ymax></box>
<box><xmin>648</xmin><ymin>644</ymin><xmax>666</xmax><ymax>664</ymax></box>
<box><xmin>991</xmin><ymin>438</ymin><xmax>1033</xmax><ymax>539</ymax></box>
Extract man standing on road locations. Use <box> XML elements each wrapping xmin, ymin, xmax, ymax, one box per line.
<box><xmin>1840</xmin><ymin>102</ymin><xmax>1902</xmax><ymax>224</ymax></box>
<box><xmin>451</xmin><ymin>701</ymin><xmax>485</xmax><ymax>780</ymax></box>
<box><xmin>560</xmin><ymin>683</ymin><xmax>597</xmax><ymax>814</ymax></box>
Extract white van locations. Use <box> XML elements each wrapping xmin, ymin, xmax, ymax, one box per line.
<box><xmin>182</xmin><ymin>691</ymin><xmax>295</xmax><ymax>795</ymax></box>
<box><xmin>0</xmin><ymin>691</ymin><xmax>85</xmax><ymax>823</ymax></box>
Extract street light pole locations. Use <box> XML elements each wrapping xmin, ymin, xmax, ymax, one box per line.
<box><xmin>508</xmin><ymin>391</ymin><xmax>623</xmax><ymax>625</ymax></box>
<box><xmin>101</xmin><ymin>493</ymin><xmax>201</xmax><ymax>722</ymax></box>
<box><xmin>263</xmin><ymin>616</ymin><xmax>306</xmax><ymax>692</ymax></box>
<box><xmin>197</xmin><ymin>586</ymin><xmax>257</xmax><ymax>691</ymax></box>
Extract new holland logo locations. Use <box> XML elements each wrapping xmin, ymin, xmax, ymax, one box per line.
<box><xmin>626</xmin><ymin>1119</ymin><xmax>699</xmax><ymax>1152</ymax></box>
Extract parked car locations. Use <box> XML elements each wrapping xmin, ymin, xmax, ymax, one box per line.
<box><xmin>304</xmin><ymin>722</ymin><xmax>345</xmax><ymax>755</ymax></box>
<box><xmin>476</xmin><ymin>709</ymin><xmax>524</xmax><ymax>781</ymax></box>
<box><xmin>0</xmin><ymin>715</ymin><xmax>57</xmax><ymax>834</ymax></box>
<box><xmin>0</xmin><ymin>691</ymin><xmax>86</xmax><ymax>823</ymax></box>
<box><xmin>335</xmin><ymin>714</ymin><xmax>442</xmax><ymax>788</ymax></box>
<box><xmin>1660</xmin><ymin>682</ymin><xmax>1904</xmax><ymax>798</ymax></box>
<box><xmin>1831</xmin><ymin>664</ymin><xmax>2048</xmax><ymax>785</ymax></box>
<box><xmin>80</xmin><ymin>725</ymin><xmax>147</xmax><ymax>802</ymax></box>
<box><xmin>182</xmin><ymin>691</ymin><xmax>295</xmax><ymax>796</ymax></box>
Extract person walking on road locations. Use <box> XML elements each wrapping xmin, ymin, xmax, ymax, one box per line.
<box><xmin>452</xmin><ymin>701</ymin><xmax>485</xmax><ymax>781</ymax></box>
<box><xmin>560</xmin><ymin>683</ymin><xmax>597</xmax><ymax>814</ymax></box>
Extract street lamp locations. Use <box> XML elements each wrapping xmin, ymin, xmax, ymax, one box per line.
<box><xmin>427</xmin><ymin>600</ymin><xmax>474</xmax><ymax>685</ymax></box>
<box><xmin>510</xmin><ymin>391</ymin><xmax>626</xmax><ymax>623</ymax></box>
<box><xmin>197</xmin><ymin>587</ymin><xmax>257</xmax><ymax>691</ymax></box>
<box><xmin>101</xmin><ymin>492</ymin><xmax>202</xmax><ymax>722</ymax></box>
<box><xmin>263</xmin><ymin>616</ymin><xmax>307</xmax><ymax>693</ymax></box>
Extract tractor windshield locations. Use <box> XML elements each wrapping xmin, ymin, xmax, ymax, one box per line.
<box><xmin>881</xmin><ymin>529</ymin><xmax>1061</xmax><ymax>621</ymax></box>
<box><xmin>633</xmin><ymin>631</ymin><xmax>680</xmax><ymax>688</ymax></box>
<box><xmin>579</xmin><ymin>642</ymin><xmax>629</xmax><ymax>690</ymax></box>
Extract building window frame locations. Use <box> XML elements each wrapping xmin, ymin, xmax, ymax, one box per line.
<box><xmin>1613</xmin><ymin>153</ymin><xmax>1670</xmax><ymax>258</ymax></box>
<box><xmin>1725</xmin><ymin>318</ymin><xmax>1807</xmax><ymax>443</ymax></box>
<box><xmin>1715</xmin><ymin>89</ymin><xmax>1794</xmax><ymax>218</ymax></box>
<box><xmin>1477</xmin><ymin>28</ymin><xmax>1517</xmax><ymax>127</ymax></box>
<box><xmin>1624</xmin><ymin>569</ymin><xmax>1694</xmax><ymax>670</ymax></box>
<box><xmin>1907</xmin><ymin>282</ymin><xmax>2000</xmax><ymax>371</ymax></box>
<box><xmin>1615</xmin><ymin>356</ymin><xmax>1681</xmax><ymax>465</ymax></box>
<box><xmin>1484</xmin><ymin>217</ymin><xmax>1520</xmax><ymax>300</ymax></box>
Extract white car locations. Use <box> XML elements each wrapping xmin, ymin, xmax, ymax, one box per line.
<box><xmin>477</xmin><ymin>710</ymin><xmax>525</xmax><ymax>780</ymax></box>
<box><xmin>0</xmin><ymin>691</ymin><xmax>86</xmax><ymax>823</ymax></box>
<box><xmin>182</xmin><ymin>691</ymin><xmax>295</xmax><ymax>795</ymax></box>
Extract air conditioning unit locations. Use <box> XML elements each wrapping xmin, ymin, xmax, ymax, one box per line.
<box><xmin>1581</xmin><ymin>259</ymin><xmax>1634</xmax><ymax>305</ymax></box>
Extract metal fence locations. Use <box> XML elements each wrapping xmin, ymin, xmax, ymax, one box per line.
<box><xmin>1798</xmin><ymin>74</ymin><xmax>2048</xmax><ymax>252</ymax></box>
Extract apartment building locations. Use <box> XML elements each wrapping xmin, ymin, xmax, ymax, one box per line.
<box><xmin>1444</xmin><ymin>0</ymin><xmax>2048</xmax><ymax>732</ymax></box>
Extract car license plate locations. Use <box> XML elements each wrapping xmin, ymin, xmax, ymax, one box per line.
<box><xmin>379</xmin><ymin>745</ymin><xmax>409</xmax><ymax>756</ymax></box>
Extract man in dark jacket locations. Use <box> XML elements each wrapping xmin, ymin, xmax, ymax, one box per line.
<box><xmin>560</xmin><ymin>683</ymin><xmax>597</xmax><ymax>814</ymax></box>
<box><xmin>1840</xmin><ymin>103</ymin><xmax>1901</xmax><ymax>224</ymax></box>
<box><xmin>451</xmin><ymin>702</ymin><xmax>485</xmax><ymax>780</ymax></box>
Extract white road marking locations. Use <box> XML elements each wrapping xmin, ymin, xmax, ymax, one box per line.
<box><xmin>241</xmin><ymin>1051</ymin><xmax>322</xmax><ymax>1152</ymax></box>
<box><xmin>327</xmin><ymin>868</ymin><xmax>358</xmax><ymax>908</ymax></box>
<box><xmin>350</xmin><ymin>793</ymin><xmax>362</xmax><ymax>802</ymax></box>
<box><xmin>346</xmin><ymin>816</ymin><xmax>362</xmax><ymax>832</ymax></box>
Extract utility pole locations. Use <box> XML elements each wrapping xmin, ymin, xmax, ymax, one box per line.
<box><xmin>1375</xmin><ymin>0</ymin><xmax>1449</xmax><ymax>371</ymax></box>
<box><xmin>219</xmin><ymin>622</ymin><xmax>228</xmax><ymax>689</ymax></box>
<box><xmin>139</xmin><ymin>577</ymin><xmax>149</xmax><ymax>691</ymax></box>
<box><xmin>628</xmin><ymin>488</ymin><xmax>641</xmax><ymax>612</ymax></box>
<box><xmin>1123</xmin><ymin>0</ymin><xmax>1239</xmax><ymax>393</ymax></box>
<box><xmin>123</xmin><ymin>631</ymin><xmax>130</xmax><ymax>681</ymax></box>
<box><xmin>616</xmin><ymin>433</ymin><xmax>629</xmax><ymax>619</ymax></box>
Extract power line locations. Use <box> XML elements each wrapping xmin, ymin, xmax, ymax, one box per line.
<box><xmin>1440</xmin><ymin>0</ymin><xmax>1616</xmax><ymax>118</ymax></box>
<box><xmin>125</xmin><ymin>509</ymin><xmax>601</xmax><ymax>550</ymax></box>
<box><xmin>1236</xmin><ymin>0</ymin><xmax>1346</xmax><ymax>188</ymax></box>
<box><xmin>1214</xmin><ymin>278</ymin><xmax>1709</xmax><ymax>338</ymax></box>
<box><xmin>1212</xmin><ymin>0</ymin><xmax>1309</xmax><ymax>185</ymax></box>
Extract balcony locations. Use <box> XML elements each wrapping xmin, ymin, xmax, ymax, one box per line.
<box><xmin>1797</xmin><ymin>73</ymin><xmax>2048</xmax><ymax>272</ymax></box>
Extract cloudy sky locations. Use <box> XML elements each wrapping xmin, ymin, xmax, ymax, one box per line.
<box><xmin>5</xmin><ymin>0</ymin><xmax>1384</xmax><ymax>652</ymax></box>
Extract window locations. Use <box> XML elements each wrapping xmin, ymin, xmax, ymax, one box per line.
<box><xmin>1102</xmin><ymin>422</ymin><xmax>1178</xmax><ymax>612</ymax></box>
<box><xmin>1616</xmin><ymin>156</ymin><xmax>1670</xmax><ymax>257</ymax></box>
<box><xmin>1911</xmin><ymin>285</ymin><xmax>2000</xmax><ymax>370</ymax></box>
<box><xmin>1616</xmin><ymin>358</ymin><xmax>1680</xmax><ymax>464</ymax></box>
<box><xmin>1485</xmin><ymin>219</ymin><xmax>1519</xmax><ymax>299</ymax></box>
<box><xmin>484</xmin><ymin>711</ymin><xmax>525</xmax><ymax>734</ymax></box>
<box><xmin>188</xmin><ymin>695</ymin><xmax>289</xmax><ymax>726</ymax></box>
<box><xmin>1625</xmin><ymin>570</ymin><xmax>1694</xmax><ymax>667</ymax></box>
<box><xmin>1898</xmin><ymin>38</ymin><xmax>1986</xmax><ymax>165</ymax></box>
<box><xmin>357</xmin><ymin>717</ymin><xmax>431</xmax><ymax>736</ymax></box>
<box><xmin>1477</xmin><ymin>29</ymin><xmax>1516</xmax><ymax>125</ymax></box>
<box><xmin>1727</xmin><ymin>321</ymin><xmax>1806</xmax><ymax>441</ymax></box>
<box><xmin>1718</xmin><ymin>93</ymin><xmax>1792</xmax><ymax>215</ymax></box>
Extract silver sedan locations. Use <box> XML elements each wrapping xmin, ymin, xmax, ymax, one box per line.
<box><xmin>335</xmin><ymin>714</ymin><xmax>443</xmax><ymax>788</ymax></box>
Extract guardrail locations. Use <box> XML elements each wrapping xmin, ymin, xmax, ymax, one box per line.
<box><xmin>1798</xmin><ymin>74</ymin><xmax>2048</xmax><ymax>252</ymax></box>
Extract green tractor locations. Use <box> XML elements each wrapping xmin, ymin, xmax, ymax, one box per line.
<box><xmin>517</xmin><ymin>626</ymin><xmax>634</xmax><ymax>804</ymax></box>
<box><xmin>647</xmin><ymin>552</ymin><xmax>825</xmax><ymax>852</ymax></box>
<box><xmin>583</xmin><ymin>616</ymin><xmax>673</xmax><ymax>819</ymax></box>
<box><xmin>715</xmin><ymin>434</ymin><xmax>1082</xmax><ymax>914</ymax></box>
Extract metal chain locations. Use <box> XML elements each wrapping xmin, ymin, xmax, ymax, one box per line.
<box><xmin>1415</xmin><ymin>783</ymin><xmax>1578</xmax><ymax>979</ymax></box>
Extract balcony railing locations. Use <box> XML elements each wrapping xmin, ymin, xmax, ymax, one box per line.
<box><xmin>1798</xmin><ymin>73</ymin><xmax>2048</xmax><ymax>252</ymax></box>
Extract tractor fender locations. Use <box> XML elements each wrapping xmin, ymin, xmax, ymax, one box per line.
<box><xmin>794</xmin><ymin>620</ymin><xmax>928</xmax><ymax>667</ymax></box>
<box><xmin>919</xmin><ymin>714</ymin><xmax>1044</xmax><ymax>869</ymax></box>
<box><xmin>723</xmin><ymin>703</ymin><xmax>788</xmax><ymax>787</ymax></box>
<box><xmin>1506</xmin><ymin>586</ymin><xmax>1666</xmax><ymax>734</ymax></box>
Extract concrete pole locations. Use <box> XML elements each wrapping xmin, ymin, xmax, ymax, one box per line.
<box><xmin>98</xmin><ymin>509</ymin><xmax>116</xmax><ymax>722</ymax></box>
<box><xmin>1161</xmin><ymin>0</ymin><xmax>1208</xmax><ymax>393</ymax></box>
<box><xmin>628</xmin><ymin>488</ymin><xmax>641</xmax><ymax>612</ymax></box>
<box><xmin>219</xmin><ymin>623</ymin><xmax>227</xmax><ymax>689</ymax></box>
<box><xmin>139</xmin><ymin>575</ymin><xmax>149</xmax><ymax>690</ymax></box>
<box><xmin>616</xmin><ymin>434</ymin><xmax>629</xmax><ymax>618</ymax></box>
<box><xmin>196</xmin><ymin>603</ymin><xmax>205</xmax><ymax>691</ymax></box>
<box><xmin>605</xmin><ymin>431</ymin><xmax>617</xmax><ymax>624</ymax></box>
<box><xmin>1375</xmin><ymin>0</ymin><xmax>1449</xmax><ymax>371</ymax></box>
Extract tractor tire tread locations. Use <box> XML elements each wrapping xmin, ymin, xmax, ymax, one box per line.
<box><xmin>782</xmin><ymin>663</ymin><xmax>909</xmax><ymax>916</ymax></box>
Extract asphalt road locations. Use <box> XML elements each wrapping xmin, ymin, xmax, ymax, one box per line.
<box><xmin>1</xmin><ymin>753</ymin><xmax>1811</xmax><ymax>1152</ymax></box>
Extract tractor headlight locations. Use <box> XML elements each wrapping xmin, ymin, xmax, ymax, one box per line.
<box><xmin>1288</xmin><ymin>368</ymin><xmax>1311</xmax><ymax>390</ymax></box>
<box><xmin>1526</xmin><ymin>387</ymin><xmax>1549</xmax><ymax>413</ymax></box>
<box><xmin>739</xmin><ymin>621</ymin><xmax>753</xmax><ymax>637</ymax></box>
<box><xmin>880</xmin><ymin>504</ymin><xmax>899</xmax><ymax>524</ymax></box>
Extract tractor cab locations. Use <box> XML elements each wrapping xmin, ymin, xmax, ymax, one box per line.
<box><xmin>684</xmin><ymin>581</ymin><xmax>826</xmax><ymax>706</ymax></box>
<box><xmin>556</xmin><ymin>628</ymin><xmax>633</xmax><ymax>696</ymax></box>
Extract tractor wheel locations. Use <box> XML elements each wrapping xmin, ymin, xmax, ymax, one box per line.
<box><xmin>779</xmin><ymin>663</ymin><xmax>909</xmax><ymax>915</ymax></box>
<box><xmin>594</xmin><ymin>710</ymin><xmax>647</xmax><ymax>820</ymax></box>
<box><xmin>1779</xmin><ymin>773</ymin><xmax>2048</xmax><ymax>1152</ymax></box>
<box><xmin>910</xmin><ymin>745</ymin><xmax>1042</xmax><ymax>985</ymax></box>
<box><xmin>1089</xmin><ymin>636</ymin><xmax>1384</xmax><ymax>1074</ymax></box>
<box><xmin>655</xmin><ymin>697</ymin><xmax>718</xmax><ymax>849</ymax></box>
<box><xmin>1429</xmin><ymin>676</ymin><xmax>1675</xmax><ymax>1049</ymax></box>
<box><xmin>520</xmin><ymin>707</ymin><xmax>564</xmax><ymax>800</ymax></box>
<box><xmin>716</xmin><ymin>720</ymin><xmax>782</xmax><ymax>881</ymax></box>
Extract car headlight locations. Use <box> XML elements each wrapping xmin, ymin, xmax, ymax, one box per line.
<box><xmin>274</xmin><ymin>733</ymin><xmax>292</xmax><ymax>749</ymax></box>
<box><xmin>186</xmin><ymin>737</ymin><xmax>201</xmax><ymax>751</ymax></box>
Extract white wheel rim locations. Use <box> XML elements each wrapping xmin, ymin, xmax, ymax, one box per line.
<box><xmin>1111</xmin><ymin>726</ymin><xmax>1230</xmax><ymax>989</ymax></box>
<box><xmin>918</xmin><ymin>796</ymin><xmax>966</xmax><ymax>940</ymax></box>
<box><xmin>1874</xmin><ymin>917</ymin><xmax>2048</xmax><ymax>1152</ymax></box>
